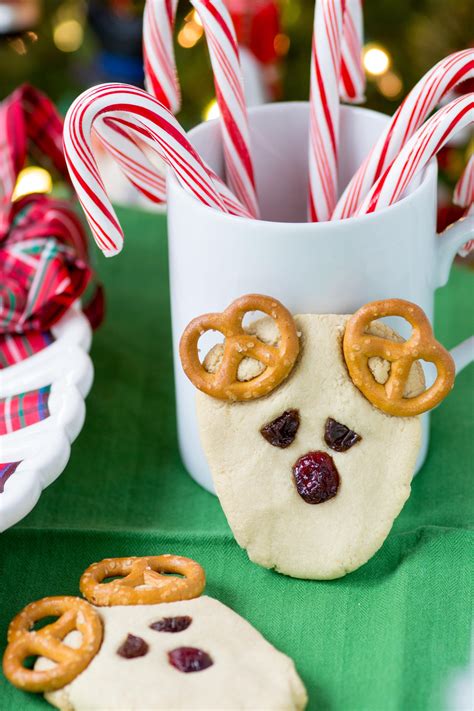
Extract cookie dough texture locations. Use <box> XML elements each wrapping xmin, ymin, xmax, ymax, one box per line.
<box><xmin>197</xmin><ymin>314</ymin><xmax>422</xmax><ymax>580</ymax></box>
<box><xmin>40</xmin><ymin>596</ymin><xmax>307</xmax><ymax>710</ymax></box>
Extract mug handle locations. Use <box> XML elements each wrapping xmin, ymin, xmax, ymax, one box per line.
<box><xmin>435</xmin><ymin>214</ymin><xmax>474</xmax><ymax>375</ymax></box>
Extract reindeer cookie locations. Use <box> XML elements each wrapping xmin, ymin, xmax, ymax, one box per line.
<box><xmin>180</xmin><ymin>295</ymin><xmax>455</xmax><ymax>580</ymax></box>
<box><xmin>3</xmin><ymin>555</ymin><xmax>307</xmax><ymax>710</ymax></box>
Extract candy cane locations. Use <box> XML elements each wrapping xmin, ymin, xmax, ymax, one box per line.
<box><xmin>457</xmin><ymin>230</ymin><xmax>473</xmax><ymax>258</ymax></box>
<box><xmin>334</xmin><ymin>49</ymin><xmax>474</xmax><ymax>219</ymax></box>
<box><xmin>93</xmin><ymin>118</ymin><xmax>167</xmax><ymax>204</ymax></box>
<box><xmin>89</xmin><ymin>91</ymin><xmax>252</xmax><ymax>219</ymax></box>
<box><xmin>308</xmin><ymin>0</ymin><xmax>345</xmax><ymax>222</ymax></box>
<box><xmin>340</xmin><ymin>0</ymin><xmax>365</xmax><ymax>104</ymax></box>
<box><xmin>454</xmin><ymin>154</ymin><xmax>474</xmax><ymax>256</ymax></box>
<box><xmin>357</xmin><ymin>94</ymin><xmax>474</xmax><ymax>215</ymax></box>
<box><xmin>454</xmin><ymin>154</ymin><xmax>474</xmax><ymax>208</ymax></box>
<box><xmin>95</xmin><ymin>116</ymin><xmax>240</xmax><ymax>211</ymax></box>
<box><xmin>63</xmin><ymin>83</ymin><xmax>250</xmax><ymax>256</ymax></box>
<box><xmin>97</xmin><ymin>113</ymin><xmax>252</xmax><ymax>217</ymax></box>
<box><xmin>144</xmin><ymin>0</ymin><xmax>259</xmax><ymax>218</ymax></box>
<box><xmin>143</xmin><ymin>0</ymin><xmax>180</xmax><ymax>112</ymax></box>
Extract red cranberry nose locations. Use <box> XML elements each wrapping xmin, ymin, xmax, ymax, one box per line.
<box><xmin>292</xmin><ymin>451</ymin><xmax>340</xmax><ymax>504</ymax></box>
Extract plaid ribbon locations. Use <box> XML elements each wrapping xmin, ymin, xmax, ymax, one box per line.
<box><xmin>0</xmin><ymin>330</ymin><xmax>53</xmax><ymax>369</ymax></box>
<box><xmin>0</xmin><ymin>386</ymin><xmax>51</xmax><ymax>435</ymax></box>
<box><xmin>0</xmin><ymin>84</ymin><xmax>67</xmax><ymax>237</ymax></box>
<box><xmin>1</xmin><ymin>196</ymin><xmax>91</xmax><ymax>333</ymax></box>
<box><xmin>0</xmin><ymin>84</ymin><xmax>104</xmax><ymax>367</ymax></box>
<box><xmin>0</xmin><ymin>461</ymin><xmax>21</xmax><ymax>494</ymax></box>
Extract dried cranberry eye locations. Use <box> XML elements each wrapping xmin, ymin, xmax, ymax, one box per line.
<box><xmin>324</xmin><ymin>417</ymin><xmax>361</xmax><ymax>452</ymax></box>
<box><xmin>168</xmin><ymin>647</ymin><xmax>213</xmax><ymax>673</ymax></box>
<box><xmin>116</xmin><ymin>634</ymin><xmax>149</xmax><ymax>659</ymax></box>
<box><xmin>260</xmin><ymin>409</ymin><xmax>300</xmax><ymax>448</ymax></box>
<box><xmin>150</xmin><ymin>616</ymin><xmax>192</xmax><ymax>633</ymax></box>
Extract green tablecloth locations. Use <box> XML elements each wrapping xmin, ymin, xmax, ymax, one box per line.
<box><xmin>1</xmin><ymin>208</ymin><xmax>473</xmax><ymax>711</ymax></box>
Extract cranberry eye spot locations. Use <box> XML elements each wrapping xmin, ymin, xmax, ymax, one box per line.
<box><xmin>116</xmin><ymin>634</ymin><xmax>149</xmax><ymax>659</ymax></box>
<box><xmin>150</xmin><ymin>616</ymin><xmax>192</xmax><ymax>633</ymax></box>
<box><xmin>168</xmin><ymin>647</ymin><xmax>213</xmax><ymax>673</ymax></box>
<box><xmin>260</xmin><ymin>409</ymin><xmax>300</xmax><ymax>448</ymax></box>
<box><xmin>292</xmin><ymin>451</ymin><xmax>340</xmax><ymax>504</ymax></box>
<box><xmin>324</xmin><ymin>418</ymin><xmax>361</xmax><ymax>452</ymax></box>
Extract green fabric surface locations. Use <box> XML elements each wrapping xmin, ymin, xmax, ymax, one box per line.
<box><xmin>1</xmin><ymin>207</ymin><xmax>473</xmax><ymax>711</ymax></box>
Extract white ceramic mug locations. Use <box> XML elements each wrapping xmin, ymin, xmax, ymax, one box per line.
<box><xmin>167</xmin><ymin>102</ymin><xmax>474</xmax><ymax>494</ymax></box>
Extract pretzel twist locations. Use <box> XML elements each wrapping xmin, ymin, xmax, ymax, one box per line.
<box><xmin>343</xmin><ymin>299</ymin><xmax>455</xmax><ymax>416</ymax></box>
<box><xmin>80</xmin><ymin>555</ymin><xmax>206</xmax><ymax>606</ymax></box>
<box><xmin>2</xmin><ymin>596</ymin><xmax>102</xmax><ymax>692</ymax></box>
<box><xmin>179</xmin><ymin>294</ymin><xmax>300</xmax><ymax>401</ymax></box>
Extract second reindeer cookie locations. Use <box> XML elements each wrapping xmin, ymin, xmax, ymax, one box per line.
<box><xmin>3</xmin><ymin>555</ymin><xmax>307</xmax><ymax>710</ymax></box>
<box><xmin>180</xmin><ymin>294</ymin><xmax>454</xmax><ymax>580</ymax></box>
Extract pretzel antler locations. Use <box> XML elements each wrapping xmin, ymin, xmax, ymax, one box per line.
<box><xmin>179</xmin><ymin>294</ymin><xmax>300</xmax><ymax>401</ymax></box>
<box><xmin>80</xmin><ymin>555</ymin><xmax>205</xmax><ymax>606</ymax></box>
<box><xmin>3</xmin><ymin>597</ymin><xmax>102</xmax><ymax>692</ymax></box>
<box><xmin>343</xmin><ymin>299</ymin><xmax>455</xmax><ymax>416</ymax></box>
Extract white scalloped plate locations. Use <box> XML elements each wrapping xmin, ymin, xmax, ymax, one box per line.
<box><xmin>0</xmin><ymin>306</ymin><xmax>93</xmax><ymax>532</ymax></box>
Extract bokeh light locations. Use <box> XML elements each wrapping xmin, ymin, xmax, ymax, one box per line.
<box><xmin>192</xmin><ymin>10</ymin><xmax>203</xmax><ymax>27</ymax></box>
<box><xmin>8</xmin><ymin>38</ymin><xmax>27</xmax><ymax>55</ymax></box>
<box><xmin>12</xmin><ymin>167</ymin><xmax>53</xmax><ymax>201</ymax></box>
<box><xmin>363</xmin><ymin>44</ymin><xmax>391</xmax><ymax>76</ymax></box>
<box><xmin>177</xmin><ymin>21</ymin><xmax>203</xmax><ymax>49</ymax></box>
<box><xmin>203</xmin><ymin>99</ymin><xmax>220</xmax><ymax>121</ymax></box>
<box><xmin>274</xmin><ymin>33</ymin><xmax>290</xmax><ymax>57</ymax></box>
<box><xmin>377</xmin><ymin>70</ymin><xmax>403</xmax><ymax>99</ymax></box>
<box><xmin>53</xmin><ymin>19</ymin><xmax>84</xmax><ymax>53</ymax></box>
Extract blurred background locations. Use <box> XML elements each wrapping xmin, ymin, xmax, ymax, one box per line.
<box><xmin>0</xmin><ymin>0</ymin><xmax>472</xmax><ymax>221</ymax></box>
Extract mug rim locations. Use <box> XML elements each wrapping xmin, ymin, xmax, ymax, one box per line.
<box><xmin>168</xmin><ymin>101</ymin><xmax>438</xmax><ymax>229</ymax></box>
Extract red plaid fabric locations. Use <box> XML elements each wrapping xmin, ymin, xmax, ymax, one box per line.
<box><xmin>0</xmin><ymin>85</ymin><xmax>66</xmax><ymax>237</ymax></box>
<box><xmin>0</xmin><ymin>461</ymin><xmax>21</xmax><ymax>494</ymax></box>
<box><xmin>0</xmin><ymin>330</ymin><xmax>53</xmax><ymax>369</ymax></box>
<box><xmin>0</xmin><ymin>386</ymin><xmax>51</xmax><ymax>435</ymax></box>
<box><xmin>83</xmin><ymin>283</ymin><xmax>105</xmax><ymax>332</ymax></box>
<box><xmin>0</xmin><ymin>84</ymin><xmax>104</xmax><ymax>338</ymax></box>
<box><xmin>1</xmin><ymin>197</ymin><xmax>92</xmax><ymax>333</ymax></box>
<box><xmin>7</xmin><ymin>193</ymin><xmax>89</xmax><ymax>259</ymax></box>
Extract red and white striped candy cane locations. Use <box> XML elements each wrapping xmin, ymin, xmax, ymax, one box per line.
<box><xmin>308</xmin><ymin>0</ymin><xmax>346</xmax><ymax>222</ymax></box>
<box><xmin>143</xmin><ymin>0</ymin><xmax>180</xmax><ymax>112</ymax></box>
<box><xmin>454</xmin><ymin>154</ymin><xmax>474</xmax><ymax>209</ymax></box>
<box><xmin>63</xmin><ymin>83</ymin><xmax>250</xmax><ymax>256</ymax></box>
<box><xmin>144</xmin><ymin>0</ymin><xmax>259</xmax><ymax>218</ymax></box>
<box><xmin>340</xmin><ymin>0</ymin><xmax>365</xmax><ymax>104</ymax></box>
<box><xmin>97</xmin><ymin>112</ymin><xmax>252</xmax><ymax>217</ymax></box>
<box><xmin>94</xmin><ymin>117</ymin><xmax>167</xmax><ymax>204</ymax></box>
<box><xmin>357</xmin><ymin>93</ymin><xmax>474</xmax><ymax>215</ymax></box>
<box><xmin>334</xmin><ymin>49</ymin><xmax>474</xmax><ymax>219</ymax></box>
<box><xmin>454</xmin><ymin>154</ymin><xmax>474</xmax><ymax>256</ymax></box>
<box><xmin>95</xmin><ymin>115</ymin><xmax>242</xmax><ymax>213</ymax></box>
